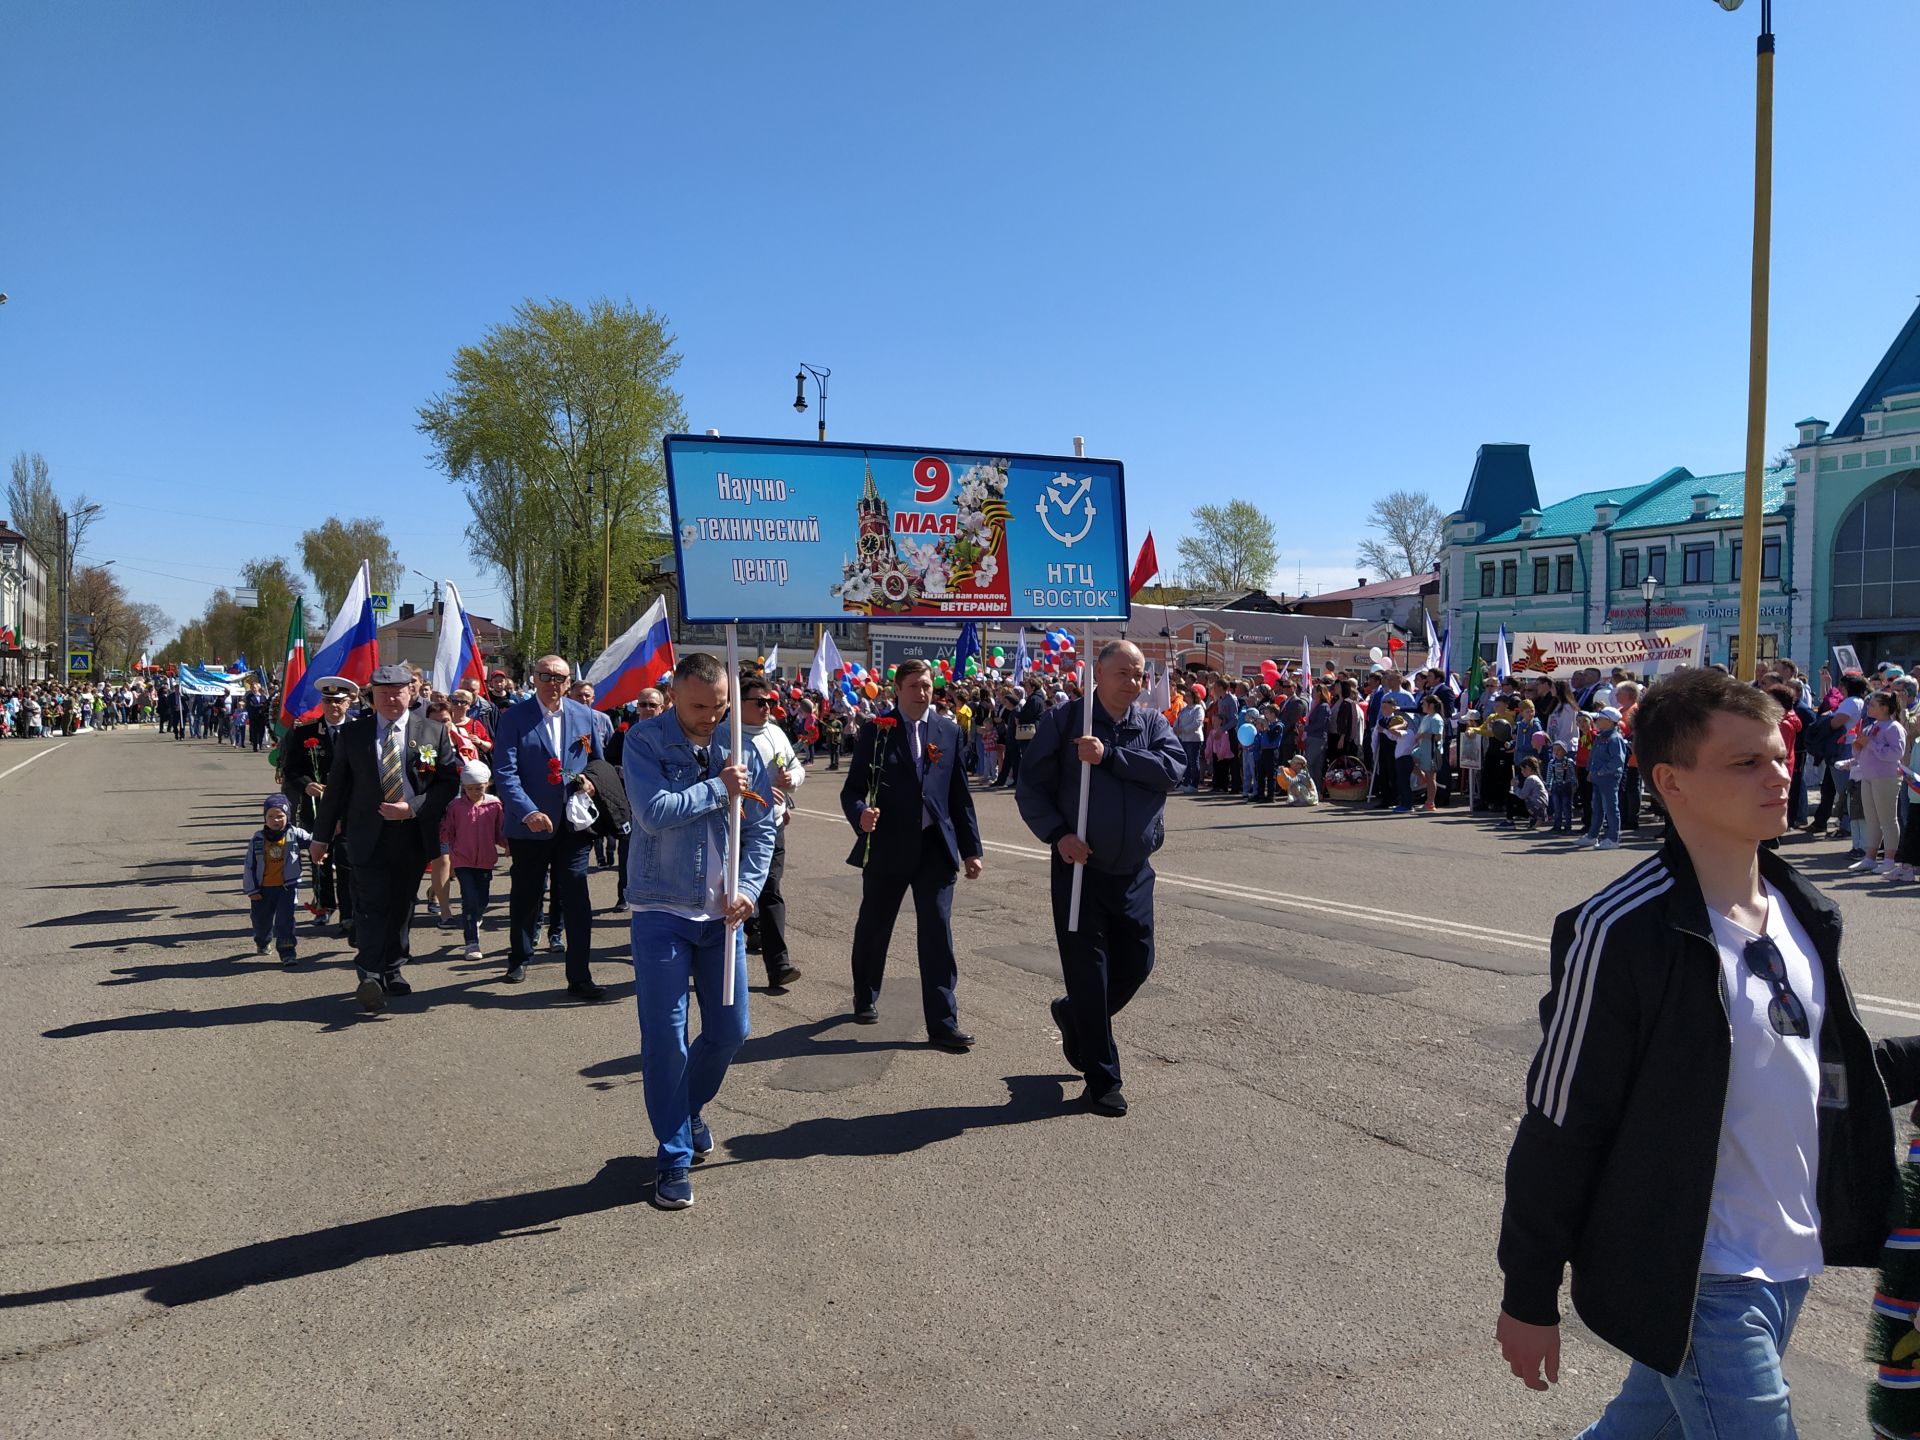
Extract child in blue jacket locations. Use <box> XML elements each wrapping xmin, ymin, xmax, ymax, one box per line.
<box><xmin>1578</xmin><ymin>708</ymin><xmax>1629</xmax><ymax>850</ymax></box>
<box><xmin>243</xmin><ymin>793</ymin><xmax>313</xmax><ymax>965</ymax></box>
<box><xmin>1544</xmin><ymin>741</ymin><xmax>1577</xmax><ymax>833</ymax></box>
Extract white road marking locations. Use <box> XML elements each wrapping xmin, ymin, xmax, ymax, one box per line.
<box><xmin>796</xmin><ymin>806</ymin><xmax>1547</xmax><ymax>953</ymax></box>
<box><xmin>0</xmin><ymin>742</ymin><xmax>68</xmax><ymax>783</ymax></box>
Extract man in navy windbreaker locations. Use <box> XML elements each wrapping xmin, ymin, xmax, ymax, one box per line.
<box><xmin>1016</xmin><ymin>640</ymin><xmax>1186</xmax><ymax>1116</ymax></box>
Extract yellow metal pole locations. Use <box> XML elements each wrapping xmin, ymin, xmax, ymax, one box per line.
<box><xmin>1736</xmin><ymin>20</ymin><xmax>1775</xmax><ymax>680</ymax></box>
<box><xmin>602</xmin><ymin>481</ymin><xmax>612</xmax><ymax>650</ymax></box>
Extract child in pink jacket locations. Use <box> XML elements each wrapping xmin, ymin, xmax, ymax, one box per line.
<box><xmin>441</xmin><ymin>761</ymin><xmax>508</xmax><ymax>960</ymax></box>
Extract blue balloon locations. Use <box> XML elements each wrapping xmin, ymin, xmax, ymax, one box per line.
<box><xmin>1237</xmin><ymin>722</ymin><xmax>1258</xmax><ymax>746</ymax></box>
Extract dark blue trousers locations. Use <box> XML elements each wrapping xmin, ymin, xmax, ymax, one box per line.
<box><xmin>849</xmin><ymin>845</ymin><xmax>960</xmax><ymax>1033</ymax></box>
<box><xmin>507</xmin><ymin>831</ymin><xmax>594</xmax><ymax>984</ymax></box>
<box><xmin>1050</xmin><ymin>855</ymin><xmax>1155</xmax><ymax>1099</ymax></box>
<box><xmin>250</xmin><ymin>884</ymin><xmax>298</xmax><ymax>956</ymax></box>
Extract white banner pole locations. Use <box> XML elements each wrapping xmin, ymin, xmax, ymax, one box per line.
<box><xmin>724</xmin><ymin>623</ymin><xmax>743</xmax><ymax>1007</ymax></box>
<box><xmin>1067</xmin><ymin>669</ymin><xmax>1095</xmax><ymax>932</ymax></box>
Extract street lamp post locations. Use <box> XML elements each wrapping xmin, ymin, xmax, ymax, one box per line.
<box><xmin>1714</xmin><ymin>0</ymin><xmax>1775</xmax><ymax>685</ymax></box>
<box><xmin>793</xmin><ymin>364</ymin><xmax>830</xmax><ymax>442</ymax></box>
<box><xmin>1642</xmin><ymin>574</ymin><xmax>1661</xmax><ymax>634</ymax></box>
<box><xmin>57</xmin><ymin>503</ymin><xmax>100</xmax><ymax>683</ymax></box>
<box><xmin>584</xmin><ymin>469</ymin><xmax>613</xmax><ymax>649</ymax></box>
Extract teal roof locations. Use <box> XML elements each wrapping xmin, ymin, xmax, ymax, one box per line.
<box><xmin>1475</xmin><ymin>464</ymin><xmax>1791</xmax><ymax>544</ymax></box>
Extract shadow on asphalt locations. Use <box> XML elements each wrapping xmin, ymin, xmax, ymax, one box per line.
<box><xmin>41</xmin><ymin>975</ymin><xmax>638</xmax><ymax>1039</ymax></box>
<box><xmin>0</xmin><ymin>1157</ymin><xmax>650</xmax><ymax>1311</ymax></box>
<box><xmin>716</xmin><ymin>1073</ymin><xmax>1071</xmax><ymax>1164</ymax></box>
<box><xmin>27</xmin><ymin>906</ymin><xmax>179</xmax><ymax>929</ymax></box>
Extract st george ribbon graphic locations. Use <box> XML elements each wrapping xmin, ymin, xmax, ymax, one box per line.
<box><xmin>661</xmin><ymin>435</ymin><xmax>1130</xmax><ymax>626</ymax></box>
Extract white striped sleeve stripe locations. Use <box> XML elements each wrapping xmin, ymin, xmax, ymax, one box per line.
<box><xmin>1530</xmin><ymin>858</ymin><xmax>1672</xmax><ymax>1122</ymax></box>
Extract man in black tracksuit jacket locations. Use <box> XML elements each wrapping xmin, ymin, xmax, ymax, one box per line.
<box><xmin>1497</xmin><ymin>668</ymin><xmax>1920</xmax><ymax>1434</ymax></box>
<box><xmin>1016</xmin><ymin>641</ymin><xmax>1186</xmax><ymax>1116</ymax></box>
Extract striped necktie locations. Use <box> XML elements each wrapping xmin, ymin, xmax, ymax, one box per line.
<box><xmin>380</xmin><ymin>725</ymin><xmax>405</xmax><ymax>804</ymax></box>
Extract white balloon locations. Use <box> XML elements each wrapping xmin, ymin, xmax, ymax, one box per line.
<box><xmin>1368</xmin><ymin>646</ymin><xmax>1384</xmax><ymax>664</ymax></box>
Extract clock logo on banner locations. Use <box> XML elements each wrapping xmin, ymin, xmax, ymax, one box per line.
<box><xmin>1036</xmin><ymin>472</ymin><xmax>1096</xmax><ymax>547</ymax></box>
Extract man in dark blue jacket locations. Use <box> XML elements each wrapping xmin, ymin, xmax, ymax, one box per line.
<box><xmin>1016</xmin><ymin>640</ymin><xmax>1186</xmax><ymax>1115</ymax></box>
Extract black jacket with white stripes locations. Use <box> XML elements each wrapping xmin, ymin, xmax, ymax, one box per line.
<box><xmin>1498</xmin><ymin>831</ymin><xmax>1920</xmax><ymax>1377</ymax></box>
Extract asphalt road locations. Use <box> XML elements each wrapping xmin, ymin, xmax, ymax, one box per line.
<box><xmin>2</xmin><ymin>728</ymin><xmax>1914</xmax><ymax>1438</ymax></box>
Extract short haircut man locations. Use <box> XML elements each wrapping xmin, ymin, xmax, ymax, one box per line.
<box><xmin>1497</xmin><ymin>666</ymin><xmax>1920</xmax><ymax>1430</ymax></box>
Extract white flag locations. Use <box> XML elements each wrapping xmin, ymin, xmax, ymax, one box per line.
<box><xmin>1423</xmin><ymin>609</ymin><xmax>1441</xmax><ymax>672</ymax></box>
<box><xmin>1495</xmin><ymin>623</ymin><xmax>1512</xmax><ymax>680</ymax></box>
<box><xmin>764</xmin><ymin>645</ymin><xmax>780</xmax><ymax>677</ymax></box>
<box><xmin>1301</xmin><ymin>636</ymin><xmax>1311</xmax><ymax>679</ymax></box>
<box><xmin>806</xmin><ymin>630</ymin><xmax>843</xmax><ymax>691</ymax></box>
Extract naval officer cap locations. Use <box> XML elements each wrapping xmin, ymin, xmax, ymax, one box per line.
<box><xmin>313</xmin><ymin>676</ymin><xmax>361</xmax><ymax>699</ymax></box>
<box><xmin>369</xmin><ymin>663</ymin><xmax>415</xmax><ymax>688</ymax></box>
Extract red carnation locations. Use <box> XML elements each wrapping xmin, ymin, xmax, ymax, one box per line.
<box><xmin>547</xmin><ymin>758</ymin><xmax>563</xmax><ymax>784</ymax></box>
<box><xmin>874</xmin><ymin>717</ymin><xmax>898</xmax><ymax>730</ymax></box>
<box><xmin>303</xmin><ymin>737</ymin><xmax>320</xmax><ymax>749</ymax></box>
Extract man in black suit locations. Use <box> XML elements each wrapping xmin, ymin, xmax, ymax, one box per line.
<box><xmin>311</xmin><ymin>664</ymin><xmax>462</xmax><ymax>1013</ymax></box>
<box><xmin>279</xmin><ymin>678</ymin><xmax>359</xmax><ymax>937</ymax></box>
<box><xmin>841</xmin><ymin>658</ymin><xmax>984</xmax><ymax>1050</ymax></box>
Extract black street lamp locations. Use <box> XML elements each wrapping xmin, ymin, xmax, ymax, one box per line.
<box><xmin>1641</xmin><ymin>574</ymin><xmax>1661</xmax><ymax>633</ymax></box>
<box><xmin>793</xmin><ymin>363</ymin><xmax>830</xmax><ymax>442</ymax></box>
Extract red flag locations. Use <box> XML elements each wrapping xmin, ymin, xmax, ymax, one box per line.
<box><xmin>1128</xmin><ymin>531</ymin><xmax>1159</xmax><ymax>597</ymax></box>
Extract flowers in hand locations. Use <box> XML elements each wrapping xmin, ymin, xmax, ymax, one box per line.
<box><xmin>873</xmin><ymin>716</ymin><xmax>898</xmax><ymax>730</ymax></box>
<box><xmin>547</xmin><ymin>757</ymin><xmax>564</xmax><ymax>785</ymax></box>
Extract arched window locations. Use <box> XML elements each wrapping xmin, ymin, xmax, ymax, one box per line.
<box><xmin>1831</xmin><ymin>470</ymin><xmax>1920</xmax><ymax>621</ymax></box>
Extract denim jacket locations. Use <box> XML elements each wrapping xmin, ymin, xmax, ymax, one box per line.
<box><xmin>621</xmin><ymin>709</ymin><xmax>776</xmax><ymax>911</ymax></box>
<box><xmin>242</xmin><ymin>826</ymin><xmax>312</xmax><ymax>893</ymax></box>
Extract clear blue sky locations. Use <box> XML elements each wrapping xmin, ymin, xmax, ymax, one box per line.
<box><xmin>4</xmin><ymin>1</ymin><xmax>1915</xmax><ymax>641</ymax></box>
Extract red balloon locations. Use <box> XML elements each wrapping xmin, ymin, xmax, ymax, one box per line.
<box><xmin>1192</xmin><ymin>684</ymin><xmax>1208</xmax><ymax>700</ymax></box>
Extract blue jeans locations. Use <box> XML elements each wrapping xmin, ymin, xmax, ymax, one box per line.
<box><xmin>249</xmin><ymin>884</ymin><xmax>298</xmax><ymax>956</ymax></box>
<box><xmin>1181</xmin><ymin>739</ymin><xmax>1202</xmax><ymax>788</ymax></box>
<box><xmin>630</xmin><ymin>911</ymin><xmax>750</xmax><ymax>1171</ymax></box>
<box><xmin>1549</xmin><ymin>783</ymin><xmax>1574</xmax><ymax>829</ymax></box>
<box><xmin>1587</xmin><ymin>775</ymin><xmax>1622</xmax><ymax>843</ymax></box>
<box><xmin>454</xmin><ymin>866</ymin><xmax>494</xmax><ymax>947</ymax></box>
<box><xmin>1578</xmin><ymin>1274</ymin><xmax>1808</xmax><ymax>1439</ymax></box>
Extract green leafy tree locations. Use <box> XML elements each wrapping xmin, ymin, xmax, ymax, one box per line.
<box><xmin>418</xmin><ymin>297</ymin><xmax>687</xmax><ymax>659</ymax></box>
<box><xmin>1174</xmin><ymin>500</ymin><xmax>1280</xmax><ymax>592</ymax></box>
<box><xmin>300</xmin><ymin>518</ymin><xmax>401</xmax><ymax>616</ymax></box>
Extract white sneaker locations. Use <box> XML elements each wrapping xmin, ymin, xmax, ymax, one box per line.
<box><xmin>1890</xmin><ymin>866</ymin><xmax>1915</xmax><ymax>883</ymax></box>
<box><xmin>464</xmin><ymin>944</ymin><xmax>482</xmax><ymax>960</ymax></box>
<box><xmin>1596</xmin><ymin>840</ymin><xmax>1619</xmax><ymax>850</ymax></box>
<box><xmin>1576</xmin><ymin>837</ymin><xmax>1598</xmax><ymax>849</ymax></box>
<box><xmin>1876</xmin><ymin>860</ymin><xmax>1900</xmax><ymax>875</ymax></box>
<box><xmin>1847</xmin><ymin>858</ymin><xmax>1877</xmax><ymax>872</ymax></box>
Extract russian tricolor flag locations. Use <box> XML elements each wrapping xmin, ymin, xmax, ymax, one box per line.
<box><xmin>431</xmin><ymin>581</ymin><xmax>487</xmax><ymax>697</ymax></box>
<box><xmin>585</xmin><ymin>595</ymin><xmax>674</xmax><ymax>710</ymax></box>
<box><xmin>283</xmin><ymin>560</ymin><xmax>379</xmax><ymax>722</ymax></box>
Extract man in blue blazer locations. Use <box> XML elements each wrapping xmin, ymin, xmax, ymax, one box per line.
<box><xmin>840</xmin><ymin>658</ymin><xmax>985</xmax><ymax>1049</ymax></box>
<box><xmin>491</xmin><ymin>654</ymin><xmax>608</xmax><ymax>1000</ymax></box>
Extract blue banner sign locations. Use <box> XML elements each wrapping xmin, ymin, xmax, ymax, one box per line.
<box><xmin>662</xmin><ymin>435</ymin><xmax>1129</xmax><ymax>625</ymax></box>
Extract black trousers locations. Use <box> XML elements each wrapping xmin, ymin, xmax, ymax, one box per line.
<box><xmin>352</xmin><ymin>822</ymin><xmax>425</xmax><ymax>981</ymax></box>
<box><xmin>745</xmin><ymin>826</ymin><xmax>789</xmax><ymax>977</ymax></box>
<box><xmin>509</xmin><ymin>830</ymin><xmax>594</xmax><ymax>984</ymax></box>
<box><xmin>1050</xmin><ymin>855</ymin><xmax>1154</xmax><ymax>1098</ymax></box>
<box><xmin>849</xmin><ymin>845</ymin><xmax>960</xmax><ymax>1033</ymax></box>
<box><xmin>311</xmin><ymin>843</ymin><xmax>355</xmax><ymax>923</ymax></box>
<box><xmin>1620</xmin><ymin>766</ymin><xmax>1642</xmax><ymax>829</ymax></box>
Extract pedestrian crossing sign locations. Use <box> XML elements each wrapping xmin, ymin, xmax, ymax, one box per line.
<box><xmin>67</xmin><ymin>650</ymin><xmax>93</xmax><ymax>675</ymax></box>
<box><xmin>370</xmin><ymin>592</ymin><xmax>391</xmax><ymax>613</ymax></box>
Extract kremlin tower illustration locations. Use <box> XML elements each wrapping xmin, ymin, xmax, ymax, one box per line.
<box><xmin>833</xmin><ymin>461</ymin><xmax>924</xmax><ymax>613</ymax></box>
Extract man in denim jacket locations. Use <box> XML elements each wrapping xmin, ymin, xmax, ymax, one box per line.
<box><xmin>621</xmin><ymin>652</ymin><xmax>776</xmax><ymax>1211</ymax></box>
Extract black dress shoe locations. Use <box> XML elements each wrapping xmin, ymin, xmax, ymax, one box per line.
<box><xmin>852</xmin><ymin>1006</ymin><xmax>879</xmax><ymax>1025</ymax></box>
<box><xmin>1085</xmin><ymin>1085</ymin><xmax>1128</xmax><ymax>1116</ymax></box>
<box><xmin>768</xmin><ymin>963</ymin><xmax>802</xmax><ymax>988</ymax></box>
<box><xmin>928</xmin><ymin>1028</ymin><xmax>976</xmax><ymax>1052</ymax></box>
<box><xmin>1050</xmin><ymin>997</ymin><xmax>1084</xmax><ymax>1072</ymax></box>
<box><xmin>503</xmin><ymin>963</ymin><xmax>527</xmax><ymax>985</ymax></box>
<box><xmin>383</xmin><ymin>976</ymin><xmax>413</xmax><ymax>998</ymax></box>
<box><xmin>355</xmin><ymin>977</ymin><xmax>386</xmax><ymax>1013</ymax></box>
<box><xmin>568</xmin><ymin>981</ymin><xmax>610</xmax><ymax>1003</ymax></box>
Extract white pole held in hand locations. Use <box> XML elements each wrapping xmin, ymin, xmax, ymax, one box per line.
<box><xmin>724</xmin><ymin>622</ymin><xmax>743</xmax><ymax>1006</ymax></box>
<box><xmin>1068</xmin><ymin>669</ymin><xmax>1095</xmax><ymax>932</ymax></box>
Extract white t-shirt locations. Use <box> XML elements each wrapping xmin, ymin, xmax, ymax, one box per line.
<box><xmin>1699</xmin><ymin>883</ymin><xmax>1827</xmax><ymax>1281</ymax></box>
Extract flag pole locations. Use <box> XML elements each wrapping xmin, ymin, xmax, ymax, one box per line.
<box><xmin>724</xmin><ymin>622</ymin><xmax>743</xmax><ymax>1007</ymax></box>
<box><xmin>1067</xmin><ymin>665</ymin><xmax>1095</xmax><ymax>932</ymax></box>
